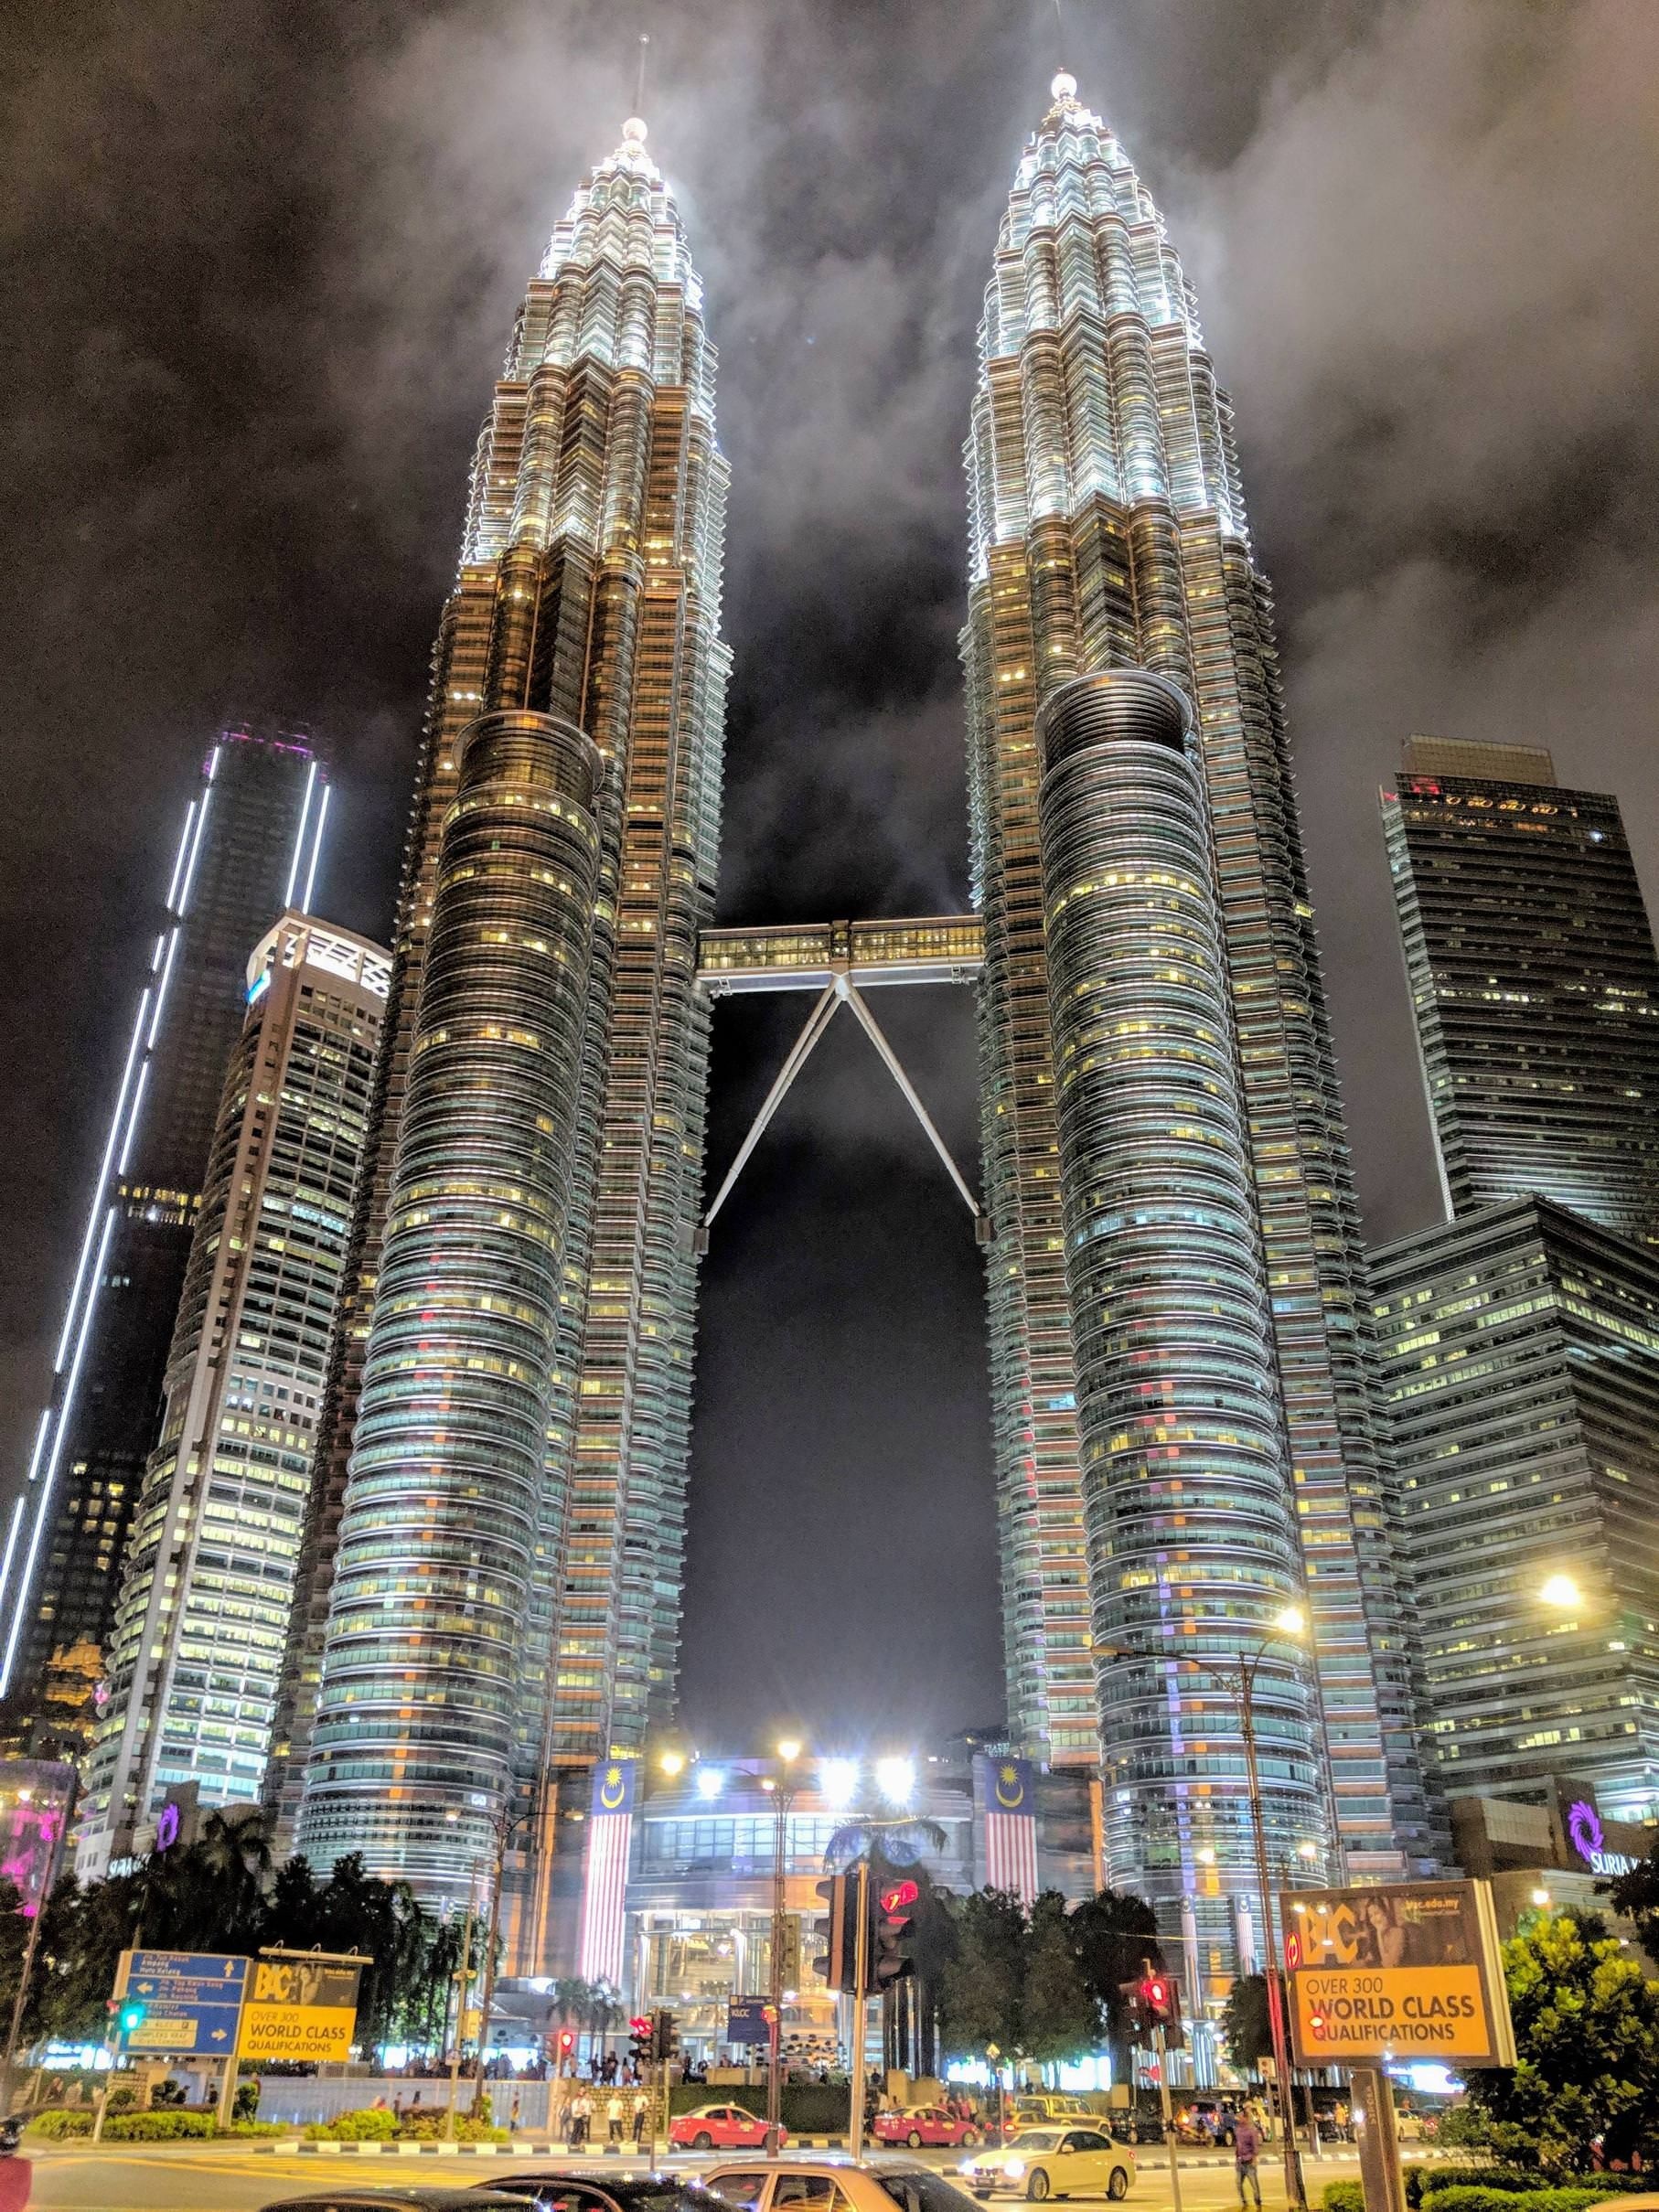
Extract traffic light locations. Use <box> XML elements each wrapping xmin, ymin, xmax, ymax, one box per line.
<box><xmin>552</xmin><ymin>2025</ymin><xmax>577</xmax><ymax>2071</ymax></box>
<box><xmin>628</xmin><ymin>2015</ymin><xmax>653</xmax><ymax>2070</ymax></box>
<box><xmin>812</xmin><ymin>1874</ymin><xmax>856</xmax><ymax>1993</ymax></box>
<box><xmin>651</xmin><ymin>2008</ymin><xmax>680</xmax><ymax>2064</ymax></box>
<box><xmin>872</xmin><ymin>1877</ymin><xmax>919</xmax><ymax>1989</ymax></box>
<box><xmin>117</xmin><ymin>2000</ymin><xmax>145</xmax><ymax>2040</ymax></box>
<box><xmin>1118</xmin><ymin>1977</ymin><xmax>1151</xmax><ymax>2042</ymax></box>
<box><xmin>1140</xmin><ymin>1972</ymin><xmax>1186</xmax><ymax>2051</ymax></box>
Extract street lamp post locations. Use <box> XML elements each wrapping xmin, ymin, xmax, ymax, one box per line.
<box><xmin>765</xmin><ymin>1739</ymin><xmax>801</xmax><ymax>2156</ymax></box>
<box><xmin>1100</xmin><ymin>1606</ymin><xmax>1312</xmax><ymax>2212</ymax></box>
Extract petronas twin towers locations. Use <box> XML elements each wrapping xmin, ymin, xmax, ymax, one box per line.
<box><xmin>257</xmin><ymin>74</ymin><xmax>1436</xmax><ymax>1980</ymax></box>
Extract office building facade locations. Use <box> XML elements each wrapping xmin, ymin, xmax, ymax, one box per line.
<box><xmin>270</xmin><ymin>114</ymin><xmax>730</xmax><ymax>1941</ymax></box>
<box><xmin>1372</xmin><ymin>1195</ymin><xmax>1659</xmax><ymax>1821</ymax></box>
<box><xmin>0</xmin><ymin>727</ymin><xmax>327</xmax><ymax>1746</ymax></box>
<box><xmin>962</xmin><ymin>72</ymin><xmax>1435</xmax><ymax>1951</ymax></box>
<box><xmin>1382</xmin><ymin>737</ymin><xmax>1659</xmax><ymax>1245</ymax></box>
<box><xmin>77</xmin><ymin>914</ymin><xmax>387</xmax><ymax>1872</ymax></box>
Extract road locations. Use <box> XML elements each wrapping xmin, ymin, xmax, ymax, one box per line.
<box><xmin>16</xmin><ymin>2142</ymin><xmax>1370</xmax><ymax>2212</ymax></box>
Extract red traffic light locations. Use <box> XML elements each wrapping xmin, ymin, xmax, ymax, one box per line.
<box><xmin>629</xmin><ymin>2016</ymin><xmax>651</xmax><ymax>2036</ymax></box>
<box><xmin>1143</xmin><ymin>1977</ymin><xmax>1167</xmax><ymax>2005</ymax></box>
<box><xmin>880</xmin><ymin>1879</ymin><xmax>920</xmax><ymax>1915</ymax></box>
<box><xmin>557</xmin><ymin>2029</ymin><xmax>576</xmax><ymax>2053</ymax></box>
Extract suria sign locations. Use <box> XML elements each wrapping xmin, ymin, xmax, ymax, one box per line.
<box><xmin>1567</xmin><ymin>1800</ymin><xmax>1637</xmax><ymax>1877</ymax></box>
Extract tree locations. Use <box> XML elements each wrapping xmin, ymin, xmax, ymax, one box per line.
<box><xmin>1605</xmin><ymin>1842</ymin><xmax>1659</xmax><ymax>1956</ymax></box>
<box><xmin>1220</xmin><ymin>1973</ymin><xmax>1273</xmax><ymax>2075</ymax></box>
<box><xmin>1022</xmin><ymin>1892</ymin><xmax>1097</xmax><ymax>2063</ymax></box>
<box><xmin>1462</xmin><ymin>1907</ymin><xmax>1659</xmax><ymax>2173</ymax></box>
<box><xmin>939</xmin><ymin>1888</ymin><xmax>1029</xmax><ymax>2057</ymax></box>
<box><xmin>1068</xmin><ymin>1887</ymin><xmax>1161</xmax><ymax>2078</ymax></box>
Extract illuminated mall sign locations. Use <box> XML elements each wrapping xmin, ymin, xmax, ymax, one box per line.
<box><xmin>1566</xmin><ymin>1801</ymin><xmax>1638</xmax><ymax>1878</ymax></box>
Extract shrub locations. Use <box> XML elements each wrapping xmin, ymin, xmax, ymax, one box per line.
<box><xmin>232</xmin><ymin>2080</ymin><xmax>261</xmax><ymax>2121</ymax></box>
<box><xmin>304</xmin><ymin>2107</ymin><xmax>397</xmax><ymax>2142</ymax></box>
<box><xmin>227</xmin><ymin>2120</ymin><xmax>287</xmax><ymax>2137</ymax></box>
<box><xmin>1322</xmin><ymin>2184</ymin><xmax>1365</xmax><ymax>2212</ymax></box>
<box><xmin>393</xmin><ymin>2106</ymin><xmax>507</xmax><ymax>2143</ymax></box>
<box><xmin>105</xmin><ymin>2086</ymin><xmax>137</xmax><ymax>2113</ymax></box>
<box><xmin>27</xmin><ymin>2110</ymin><xmax>92</xmax><ymax>2140</ymax></box>
<box><xmin>103</xmin><ymin>2110</ymin><xmax>218</xmax><ymax>2141</ymax></box>
<box><xmin>1423</xmin><ymin>2188</ymin><xmax>1609</xmax><ymax>2212</ymax></box>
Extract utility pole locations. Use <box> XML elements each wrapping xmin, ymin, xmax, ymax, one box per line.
<box><xmin>1238</xmin><ymin>1681</ymin><xmax>1306</xmax><ymax>2211</ymax></box>
<box><xmin>764</xmin><ymin>1741</ymin><xmax>799</xmax><ymax>2155</ymax></box>
<box><xmin>848</xmin><ymin>1859</ymin><xmax>870</xmax><ymax>2160</ymax></box>
<box><xmin>444</xmin><ymin>1878</ymin><xmax>478</xmax><ymax>2142</ymax></box>
<box><xmin>1151</xmin><ymin>2025</ymin><xmax>1183</xmax><ymax>2212</ymax></box>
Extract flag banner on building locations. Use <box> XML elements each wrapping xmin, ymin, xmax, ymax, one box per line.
<box><xmin>577</xmin><ymin>1759</ymin><xmax>637</xmax><ymax>1985</ymax></box>
<box><xmin>975</xmin><ymin>1755</ymin><xmax>1038</xmax><ymax>1903</ymax></box>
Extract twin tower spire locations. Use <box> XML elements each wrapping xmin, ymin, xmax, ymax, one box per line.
<box><xmin>89</xmin><ymin>79</ymin><xmax>1436</xmax><ymax>1991</ymax></box>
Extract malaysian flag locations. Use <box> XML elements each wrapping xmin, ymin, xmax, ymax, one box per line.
<box><xmin>976</xmin><ymin>1755</ymin><xmax>1039</xmax><ymax>1903</ymax></box>
<box><xmin>577</xmin><ymin>1759</ymin><xmax>637</xmax><ymax>1985</ymax></box>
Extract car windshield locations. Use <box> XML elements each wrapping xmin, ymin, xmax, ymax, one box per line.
<box><xmin>880</xmin><ymin>2174</ymin><xmax>984</xmax><ymax>2212</ymax></box>
<box><xmin>1012</xmin><ymin>2132</ymin><xmax>1063</xmax><ymax>2151</ymax></box>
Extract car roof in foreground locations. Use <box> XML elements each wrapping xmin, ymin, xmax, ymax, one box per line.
<box><xmin>262</xmin><ymin>2191</ymin><xmax>523</xmax><ymax>2211</ymax></box>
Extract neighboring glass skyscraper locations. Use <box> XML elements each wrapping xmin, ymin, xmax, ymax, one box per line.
<box><xmin>963</xmin><ymin>74</ymin><xmax>1436</xmax><ymax>1945</ymax></box>
<box><xmin>1372</xmin><ymin>1196</ymin><xmax>1659</xmax><ymax>1821</ymax></box>
<box><xmin>0</xmin><ymin>726</ymin><xmax>328</xmax><ymax>1748</ymax></box>
<box><xmin>1382</xmin><ymin>737</ymin><xmax>1659</xmax><ymax>1245</ymax></box>
<box><xmin>271</xmin><ymin>115</ymin><xmax>729</xmax><ymax>1947</ymax></box>
<box><xmin>75</xmin><ymin>915</ymin><xmax>387</xmax><ymax>1873</ymax></box>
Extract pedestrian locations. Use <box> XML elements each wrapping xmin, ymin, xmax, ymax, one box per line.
<box><xmin>1233</xmin><ymin>2111</ymin><xmax>1264</xmax><ymax>2210</ymax></box>
<box><xmin>634</xmin><ymin>2091</ymin><xmax>648</xmax><ymax>2145</ymax></box>
<box><xmin>509</xmin><ymin>2092</ymin><xmax>521</xmax><ymax>2133</ymax></box>
<box><xmin>608</xmin><ymin>2090</ymin><xmax>625</xmax><ymax>2143</ymax></box>
<box><xmin>574</xmin><ymin>2089</ymin><xmax>593</xmax><ymax>2146</ymax></box>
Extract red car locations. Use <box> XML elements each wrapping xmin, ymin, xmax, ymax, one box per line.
<box><xmin>872</xmin><ymin>2105</ymin><xmax>985</xmax><ymax>2149</ymax></box>
<box><xmin>668</xmin><ymin>2104</ymin><xmax>788</xmax><ymax>2151</ymax></box>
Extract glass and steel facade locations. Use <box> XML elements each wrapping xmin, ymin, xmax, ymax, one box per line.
<box><xmin>270</xmin><ymin>116</ymin><xmax>730</xmax><ymax>1940</ymax></box>
<box><xmin>1372</xmin><ymin>1196</ymin><xmax>1659</xmax><ymax>1822</ymax></box>
<box><xmin>296</xmin><ymin>713</ymin><xmax>603</xmax><ymax>1893</ymax></box>
<box><xmin>1038</xmin><ymin>671</ymin><xmax>1325</xmax><ymax>1946</ymax></box>
<box><xmin>76</xmin><ymin>914</ymin><xmax>386</xmax><ymax>1872</ymax></box>
<box><xmin>0</xmin><ymin>726</ymin><xmax>327</xmax><ymax>1749</ymax></box>
<box><xmin>1382</xmin><ymin>738</ymin><xmax>1659</xmax><ymax>1246</ymax></box>
<box><xmin>964</xmin><ymin>75</ymin><xmax>1436</xmax><ymax>1907</ymax></box>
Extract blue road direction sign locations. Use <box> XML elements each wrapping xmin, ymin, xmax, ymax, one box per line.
<box><xmin>116</xmin><ymin>1950</ymin><xmax>249</xmax><ymax>2054</ymax></box>
<box><xmin>725</xmin><ymin>1996</ymin><xmax>774</xmax><ymax>2046</ymax></box>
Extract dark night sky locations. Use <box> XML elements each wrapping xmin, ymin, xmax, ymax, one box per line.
<box><xmin>5</xmin><ymin>0</ymin><xmax>1658</xmax><ymax>1756</ymax></box>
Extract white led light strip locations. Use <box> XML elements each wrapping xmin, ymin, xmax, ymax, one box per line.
<box><xmin>0</xmin><ymin>763</ymin><xmax>216</xmax><ymax>1689</ymax></box>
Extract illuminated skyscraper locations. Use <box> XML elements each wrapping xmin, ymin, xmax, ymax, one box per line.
<box><xmin>1372</xmin><ymin>1196</ymin><xmax>1659</xmax><ymax>1821</ymax></box>
<box><xmin>1382</xmin><ymin>737</ymin><xmax>1659</xmax><ymax>1245</ymax></box>
<box><xmin>963</xmin><ymin>74</ymin><xmax>1437</xmax><ymax>1947</ymax></box>
<box><xmin>76</xmin><ymin>914</ymin><xmax>387</xmax><ymax>1873</ymax></box>
<box><xmin>0</xmin><ymin>727</ymin><xmax>327</xmax><ymax>1747</ymax></box>
<box><xmin>271</xmin><ymin>115</ymin><xmax>729</xmax><ymax>1943</ymax></box>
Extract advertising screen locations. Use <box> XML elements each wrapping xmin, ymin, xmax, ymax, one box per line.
<box><xmin>1281</xmin><ymin>1880</ymin><xmax>1516</xmax><ymax>2068</ymax></box>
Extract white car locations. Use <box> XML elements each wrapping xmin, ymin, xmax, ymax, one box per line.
<box><xmin>962</xmin><ymin>2126</ymin><xmax>1135</xmax><ymax>2201</ymax></box>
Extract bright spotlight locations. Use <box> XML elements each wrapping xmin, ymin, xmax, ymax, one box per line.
<box><xmin>875</xmin><ymin>1756</ymin><xmax>915</xmax><ymax>1806</ymax></box>
<box><xmin>1273</xmin><ymin>1604</ymin><xmax>1307</xmax><ymax>1638</ymax></box>
<box><xmin>1539</xmin><ymin>1574</ymin><xmax>1582</xmax><ymax>1611</ymax></box>
<box><xmin>696</xmin><ymin>1767</ymin><xmax>723</xmax><ymax>1801</ymax></box>
<box><xmin>776</xmin><ymin>1736</ymin><xmax>803</xmax><ymax>1765</ymax></box>
<box><xmin>819</xmin><ymin>1758</ymin><xmax>858</xmax><ymax>1808</ymax></box>
<box><xmin>659</xmin><ymin>1750</ymin><xmax>685</xmax><ymax>1778</ymax></box>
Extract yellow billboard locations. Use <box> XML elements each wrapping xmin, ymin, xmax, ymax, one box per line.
<box><xmin>1281</xmin><ymin>1880</ymin><xmax>1515</xmax><ymax>2068</ymax></box>
<box><xmin>236</xmin><ymin>1957</ymin><xmax>362</xmax><ymax>2063</ymax></box>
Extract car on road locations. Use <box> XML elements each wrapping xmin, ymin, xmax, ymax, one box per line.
<box><xmin>704</xmin><ymin>2154</ymin><xmax>981</xmax><ymax>2212</ymax></box>
<box><xmin>266</xmin><ymin>2177</ymin><xmax>721</xmax><ymax>2212</ymax></box>
<box><xmin>265</xmin><ymin>2194</ymin><xmax>524</xmax><ymax>2211</ymax></box>
<box><xmin>1001</xmin><ymin>2102</ymin><xmax>1095</xmax><ymax>2143</ymax></box>
<box><xmin>670</xmin><ymin>2105</ymin><xmax>788</xmax><ymax>2152</ymax></box>
<box><xmin>872</xmin><ymin>2107</ymin><xmax>984</xmax><ymax>2150</ymax></box>
<box><xmin>961</xmin><ymin>2126</ymin><xmax>1135</xmax><ymax>2201</ymax></box>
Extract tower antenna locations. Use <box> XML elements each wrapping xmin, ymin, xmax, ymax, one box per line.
<box><xmin>1052</xmin><ymin>0</ymin><xmax>1065</xmax><ymax>63</ymax></box>
<box><xmin>635</xmin><ymin>32</ymin><xmax>649</xmax><ymax>114</ymax></box>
